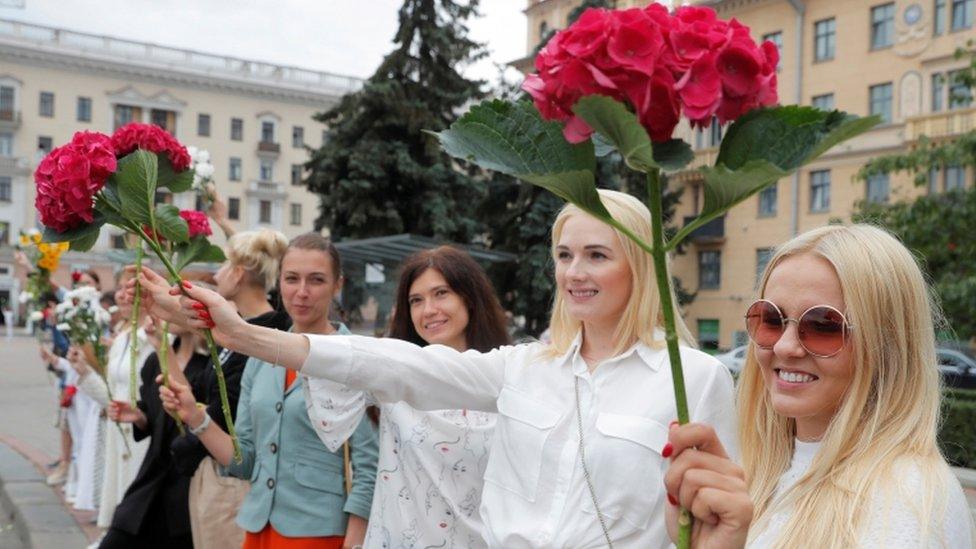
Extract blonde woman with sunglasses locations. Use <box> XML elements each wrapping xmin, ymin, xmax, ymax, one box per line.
<box><xmin>662</xmin><ymin>224</ymin><xmax>974</xmax><ymax>548</ymax></box>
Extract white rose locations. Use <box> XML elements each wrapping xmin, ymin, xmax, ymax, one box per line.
<box><xmin>29</xmin><ymin>311</ymin><xmax>44</xmax><ymax>322</ymax></box>
<box><xmin>196</xmin><ymin>162</ymin><xmax>214</xmax><ymax>178</ymax></box>
<box><xmin>197</xmin><ymin>150</ymin><xmax>210</xmax><ymax>163</ymax></box>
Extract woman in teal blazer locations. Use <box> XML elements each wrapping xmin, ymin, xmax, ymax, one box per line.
<box><xmin>159</xmin><ymin>233</ymin><xmax>378</xmax><ymax>548</ymax></box>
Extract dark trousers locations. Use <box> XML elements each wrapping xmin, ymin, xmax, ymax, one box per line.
<box><xmin>99</xmin><ymin>495</ymin><xmax>193</xmax><ymax>549</ymax></box>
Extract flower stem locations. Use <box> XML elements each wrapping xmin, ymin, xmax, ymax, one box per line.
<box><xmin>645</xmin><ymin>168</ymin><xmax>693</xmax><ymax>549</ymax></box>
<box><xmin>129</xmin><ymin>246</ymin><xmax>143</xmax><ymax>407</ymax></box>
<box><xmin>158</xmin><ymin>321</ymin><xmax>185</xmax><ymax>436</ymax></box>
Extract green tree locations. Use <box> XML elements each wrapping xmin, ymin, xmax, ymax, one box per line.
<box><xmin>856</xmin><ymin>41</ymin><xmax>975</xmax><ymax>341</ymax></box>
<box><xmin>306</xmin><ymin>0</ymin><xmax>486</xmax><ymax>242</ymax></box>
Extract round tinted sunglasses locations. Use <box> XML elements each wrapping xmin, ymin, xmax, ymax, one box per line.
<box><xmin>744</xmin><ymin>299</ymin><xmax>854</xmax><ymax>358</ymax></box>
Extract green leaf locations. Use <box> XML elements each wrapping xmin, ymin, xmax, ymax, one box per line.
<box><xmin>652</xmin><ymin>139</ymin><xmax>694</xmax><ymax>172</ymax></box>
<box><xmin>115</xmin><ymin>150</ymin><xmax>158</xmax><ymax>225</ymax></box>
<box><xmin>157</xmin><ymin>153</ymin><xmax>194</xmax><ymax>192</ymax></box>
<box><xmin>573</xmin><ymin>95</ymin><xmax>657</xmax><ymax>173</ymax></box>
<box><xmin>41</xmin><ymin>211</ymin><xmax>106</xmax><ymax>250</ymax></box>
<box><xmin>592</xmin><ymin>133</ymin><xmax>615</xmax><ymax>157</ymax></box>
<box><xmin>154</xmin><ymin>204</ymin><xmax>189</xmax><ymax>243</ymax></box>
<box><xmin>69</xmin><ymin>230</ymin><xmax>101</xmax><ymax>252</ymax></box>
<box><xmin>716</xmin><ymin>106</ymin><xmax>880</xmax><ymax>171</ymax></box>
<box><xmin>173</xmin><ymin>237</ymin><xmax>225</xmax><ymax>271</ymax></box>
<box><xmin>429</xmin><ymin>99</ymin><xmax>608</xmax><ymax>220</ymax></box>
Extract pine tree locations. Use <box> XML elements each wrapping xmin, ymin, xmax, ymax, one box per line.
<box><xmin>305</xmin><ymin>0</ymin><xmax>486</xmax><ymax>243</ymax></box>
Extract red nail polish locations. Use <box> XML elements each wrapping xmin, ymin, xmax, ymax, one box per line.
<box><xmin>662</xmin><ymin>442</ymin><xmax>673</xmax><ymax>458</ymax></box>
<box><xmin>667</xmin><ymin>493</ymin><xmax>678</xmax><ymax>506</ymax></box>
<box><xmin>191</xmin><ymin>302</ymin><xmax>205</xmax><ymax>310</ymax></box>
<box><xmin>181</xmin><ymin>280</ymin><xmax>193</xmax><ymax>289</ymax></box>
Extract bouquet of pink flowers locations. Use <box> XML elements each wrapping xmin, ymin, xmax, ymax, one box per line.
<box><xmin>35</xmin><ymin>122</ymin><xmax>242</xmax><ymax>462</ymax></box>
<box><xmin>432</xmin><ymin>4</ymin><xmax>879</xmax><ymax>546</ymax></box>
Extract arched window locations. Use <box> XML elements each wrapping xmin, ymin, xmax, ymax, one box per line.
<box><xmin>539</xmin><ymin>20</ymin><xmax>549</xmax><ymax>40</ymax></box>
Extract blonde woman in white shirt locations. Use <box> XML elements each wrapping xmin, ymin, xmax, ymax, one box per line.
<box><xmin>663</xmin><ymin>224</ymin><xmax>974</xmax><ymax>548</ymax></box>
<box><xmin>135</xmin><ymin>189</ymin><xmax>737</xmax><ymax>548</ymax></box>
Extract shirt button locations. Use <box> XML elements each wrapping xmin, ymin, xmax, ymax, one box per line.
<box><xmin>270</xmin><ymin>442</ymin><xmax>277</xmax><ymax>454</ymax></box>
<box><xmin>267</xmin><ymin>478</ymin><xmax>275</xmax><ymax>489</ymax></box>
<box><xmin>275</xmin><ymin>402</ymin><xmax>283</xmax><ymax>413</ymax></box>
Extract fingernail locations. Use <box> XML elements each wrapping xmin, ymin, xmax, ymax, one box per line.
<box><xmin>191</xmin><ymin>302</ymin><xmax>205</xmax><ymax>310</ymax></box>
<box><xmin>667</xmin><ymin>493</ymin><xmax>678</xmax><ymax>506</ymax></box>
<box><xmin>198</xmin><ymin>313</ymin><xmax>211</xmax><ymax>322</ymax></box>
<box><xmin>181</xmin><ymin>280</ymin><xmax>193</xmax><ymax>289</ymax></box>
<box><xmin>207</xmin><ymin>322</ymin><xmax>216</xmax><ymax>329</ymax></box>
<box><xmin>669</xmin><ymin>420</ymin><xmax>679</xmax><ymax>431</ymax></box>
<box><xmin>662</xmin><ymin>442</ymin><xmax>673</xmax><ymax>458</ymax></box>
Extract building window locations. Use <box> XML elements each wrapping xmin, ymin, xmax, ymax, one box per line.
<box><xmin>0</xmin><ymin>222</ymin><xmax>9</xmax><ymax>246</ymax></box>
<box><xmin>946</xmin><ymin>164</ymin><xmax>966</xmax><ymax>190</ymax></box>
<box><xmin>951</xmin><ymin>0</ymin><xmax>974</xmax><ymax>30</ymax></box>
<box><xmin>761</xmin><ymin>31</ymin><xmax>783</xmax><ymax>70</ymax></box>
<box><xmin>869</xmin><ymin>82</ymin><xmax>893</xmax><ymax>123</ymax></box>
<box><xmin>698</xmin><ymin>250</ymin><xmax>721</xmax><ymax>290</ymax></box>
<box><xmin>694</xmin><ymin>127</ymin><xmax>704</xmax><ymax>150</ymax></box>
<box><xmin>814</xmin><ymin>18</ymin><xmax>836</xmax><ymax>62</ymax></box>
<box><xmin>259</xmin><ymin>159</ymin><xmax>274</xmax><ymax>181</ymax></box>
<box><xmin>259</xmin><ymin>200</ymin><xmax>272</xmax><ymax>224</ymax></box>
<box><xmin>0</xmin><ymin>86</ymin><xmax>14</xmax><ymax>118</ymax></box>
<box><xmin>291</xmin><ymin>164</ymin><xmax>303</xmax><ymax>186</ymax></box>
<box><xmin>709</xmin><ymin>117</ymin><xmax>723</xmax><ymax>147</ymax></box>
<box><xmin>812</xmin><ymin>93</ymin><xmax>835</xmax><ymax>110</ymax></box>
<box><xmin>0</xmin><ymin>176</ymin><xmax>11</xmax><ymax>202</ymax></box>
<box><xmin>150</xmin><ymin>109</ymin><xmax>176</xmax><ymax>134</ymax></box>
<box><xmin>261</xmin><ymin>121</ymin><xmax>275</xmax><ymax>143</ymax></box>
<box><xmin>292</xmin><ymin>126</ymin><xmax>304</xmax><ymax>148</ymax></box>
<box><xmin>697</xmin><ymin>319</ymin><xmax>720</xmax><ymax>351</ymax></box>
<box><xmin>810</xmin><ymin>170</ymin><xmax>831</xmax><ymax>212</ymax></box>
<box><xmin>111</xmin><ymin>234</ymin><xmax>127</xmax><ymax>249</ymax></box>
<box><xmin>866</xmin><ymin>173</ymin><xmax>890</xmax><ymax>203</ymax></box>
<box><xmin>539</xmin><ymin>20</ymin><xmax>549</xmax><ymax>42</ymax></box>
<box><xmin>39</xmin><ymin>91</ymin><xmax>54</xmax><ymax>117</ymax></box>
<box><xmin>227</xmin><ymin>197</ymin><xmax>240</xmax><ymax>220</ymax></box>
<box><xmin>948</xmin><ymin>70</ymin><xmax>973</xmax><ymax>109</ymax></box>
<box><xmin>870</xmin><ymin>3</ymin><xmax>895</xmax><ymax>49</ymax></box>
<box><xmin>231</xmin><ymin>118</ymin><xmax>243</xmax><ymax>141</ymax></box>
<box><xmin>229</xmin><ymin>157</ymin><xmax>242</xmax><ymax>181</ymax></box>
<box><xmin>76</xmin><ymin>97</ymin><xmax>91</xmax><ymax>122</ymax></box>
<box><xmin>932</xmin><ymin>73</ymin><xmax>946</xmax><ymax>112</ymax></box>
<box><xmin>935</xmin><ymin>0</ymin><xmax>948</xmax><ymax>34</ymax></box>
<box><xmin>928</xmin><ymin>166</ymin><xmax>941</xmax><ymax>193</ymax></box>
<box><xmin>756</xmin><ymin>247</ymin><xmax>774</xmax><ymax>288</ymax></box>
<box><xmin>154</xmin><ymin>190</ymin><xmax>172</xmax><ymax>204</ymax></box>
<box><xmin>113</xmin><ymin>104</ymin><xmax>142</xmax><ymax>130</ymax></box>
<box><xmin>290</xmin><ymin>203</ymin><xmax>302</xmax><ymax>226</ymax></box>
<box><xmin>321</xmin><ymin>129</ymin><xmax>329</xmax><ymax>146</ymax></box>
<box><xmin>198</xmin><ymin>114</ymin><xmax>211</xmax><ymax>137</ymax></box>
<box><xmin>0</xmin><ymin>132</ymin><xmax>12</xmax><ymax>156</ymax></box>
<box><xmin>758</xmin><ymin>183</ymin><xmax>777</xmax><ymax>216</ymax></box>
<box><xmin>38</xmin><ymin>136</ymin><xmax>53</xmax><ymax>155</ymax></box>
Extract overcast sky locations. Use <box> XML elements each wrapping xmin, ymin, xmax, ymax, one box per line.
<box><xmin>0</xmin><ymin>0</ymin><xmax>528</xmax><ymax>83</ymax></box>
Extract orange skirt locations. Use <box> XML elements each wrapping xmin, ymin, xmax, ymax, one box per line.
<box><xmin>242</xmin><ymin>524</ymin><xmax>344</xmax><ymax>549</ymax></box>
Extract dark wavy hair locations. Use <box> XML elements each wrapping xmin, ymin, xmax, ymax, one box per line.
<box><xmin>389</xmin><ymin>246</ymin><xmax>510</xmax><ymax>352</ymax></box>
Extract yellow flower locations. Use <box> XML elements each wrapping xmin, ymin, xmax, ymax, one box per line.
<box><xmin>19</xmin><ymin>234</ymin><xmax>30</xmax><ymax>247</ymax></box>
<box><xmin>38</xmin><ymin>242</ymin><xmax>50</xmax><ymax>254</ymax></box>
<box><xmin>32</xmin><ymin>233</ymin><xmax>42</xmax><ymax>244</ymax></box>
<box><xmin>37</xmin><ymin>258</ymin><xmax>53</xmax><ymax>271</ymax></box>
<box><xmin>57</xmin><ymin>242</ymin><xmax>70</xmax><ymax>253</ymax></box>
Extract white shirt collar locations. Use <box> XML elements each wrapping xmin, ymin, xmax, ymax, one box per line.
<box><xmin>561</xmin><ymin>330</ymin><xmax>666</xmax><ymax>375</ymax></box>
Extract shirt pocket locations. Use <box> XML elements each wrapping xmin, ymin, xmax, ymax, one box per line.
<box><xmin>582</xmin><ymin>413</ymin><xmax>668</xmax><ymax>531</ymax></box>
<box><xmin>484</xmin><ymin>386</ymin><xmax>560</xmax><ymax>502</ymax></box>
<box><xmin>293</xmin><ymin>461</ymin><xmax>345</xmax><ymax>496</ymax></box>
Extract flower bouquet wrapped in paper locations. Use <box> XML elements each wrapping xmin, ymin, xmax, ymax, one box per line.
<box><xmin>430</xmin><ymin>3</ymin><xmax>880</xmax><ymax>546</ymax></box>
<box><xmin>35</xmin><ymin>123</ymin><xmax>242</xmax><ymax>461</ymax></box>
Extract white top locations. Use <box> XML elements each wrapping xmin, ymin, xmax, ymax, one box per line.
<box><xmin>749</xmin><ymin>440</ymin><xmax>975</xmax><ymax>548</ymax></box>
<box><xmin>301</xmin><ymin>333</ymin><xmax>737</xmax><ymax>548</ymax></box>
<box><xmin>302</xmin><ymin>378</ymin><xmax>495</xmax><ymax>548</ymax></box>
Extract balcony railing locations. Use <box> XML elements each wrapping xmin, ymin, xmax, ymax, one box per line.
<box><xmin>683</xmin><ymin>214</ymin><xmax>725</xmax><ymax>243</ymax></box>
<box><xmin>257</xmin><ymin>141</ymin><xmax>280</xmax><ymax>155</ymax></box>
<box><xmin>246</xmin><ymin>180</ymin><xmax>287</xmax><ymax>198</ymax></box>
<box><xmin>905</xmin><ymin>107</ymin><xmax>976</xmax><ymax>141</ymax></box>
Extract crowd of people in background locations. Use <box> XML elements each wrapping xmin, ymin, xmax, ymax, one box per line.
<box><xmin>17</xmin><ymin>188</ymin><xmax>975</xmax><ymax>548</ymax></box>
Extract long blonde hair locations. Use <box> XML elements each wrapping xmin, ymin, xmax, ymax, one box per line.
<box><xmin>739</xmin><ymin>224</ymin><xmax>951</xmax><ymax>547</ymax></box>
<box><xmin>546</xmin><ymin>189</ymin><xmax>693</xmax><ymax>357</ymax></box>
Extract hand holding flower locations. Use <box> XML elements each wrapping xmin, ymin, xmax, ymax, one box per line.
<box><xmin>66</xmin><ymin>345</ymin><xmax>90</xmax><ymax>375</ymax></box>
<box><xmin>167</xmin><ymin>281</ymin><xmax>245</xmax><ymax>349</ymax></box>
<box><xmin>158</xmin><ymin>378</ymin><xmax>201</xmax><ymax>425</ymax></box>
<box><xmin>108</xmin><ymin>400</ymin><xmax>147</xmax><ymax>430</ymax></box>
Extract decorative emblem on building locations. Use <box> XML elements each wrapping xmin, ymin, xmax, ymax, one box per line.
<box><xmin>894</xmin><ymin>2</ymin><xmax>931</xmax><ymax>58</ymax></box>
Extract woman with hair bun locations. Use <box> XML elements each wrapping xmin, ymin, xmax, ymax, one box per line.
<box><xmin>169</xmin><ymin>228</ymin><xmax>292</xmax><ymax>549</ymax></box>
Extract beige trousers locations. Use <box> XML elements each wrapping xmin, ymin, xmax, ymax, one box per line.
<box><xmin>189</xmin><ymin>456</ymin><xmax>250</xmax><ymax>549</ymax></box>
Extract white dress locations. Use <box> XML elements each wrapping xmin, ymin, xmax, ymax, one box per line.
<box><xmin>303</xmin><ymin>377</ymin><xmax>495</xmax><ymax>548</ymax></box>
<box><xmin>75</xmin><ymin>329</ymin><xmax>153</xmax><ymax>528</ymax></box>
<box><xmin>749</xmin><ymin>439</ymin><xmax>975</xmax><ymax>548</ymax></box>
<box><xmin>54</xmin><ymin>358</ymin><xmax>97</xmax><ymax>503</ymax></box>
<box><xmin>300</xmin><ymin>333</ymin><xmax>737</xmax><ymax>548</ymax></box>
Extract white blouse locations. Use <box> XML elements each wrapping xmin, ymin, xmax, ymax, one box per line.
<box><xmin>749</xmin><ymin>440</ymin><xmax>975</xmax><ymax>548</ymax></box>
<box><xmin>302</xmin><ymin>378</ymin><xmax>495</xmax><ymax>548</ymax></box>
<box><xmin>301</xmin><ymin>333</ymin><xmax>736</xmax><ymax>548</ymax></box>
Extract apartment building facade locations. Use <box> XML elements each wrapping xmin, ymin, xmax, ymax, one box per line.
<box><xmin>519</xmin><ymin>0</ymin><xmax>975</xmax><ymax>349</ymax></box>
<box><xmin>0</xmin><ymin>18</ymin><xmax>360</xmax><ymax>313</ymax></box>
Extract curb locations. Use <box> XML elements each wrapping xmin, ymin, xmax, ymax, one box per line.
<box><xmin>0</xmin><ymin>441</ymin><xmax>88</xmax><ymax>549</ymax></box>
